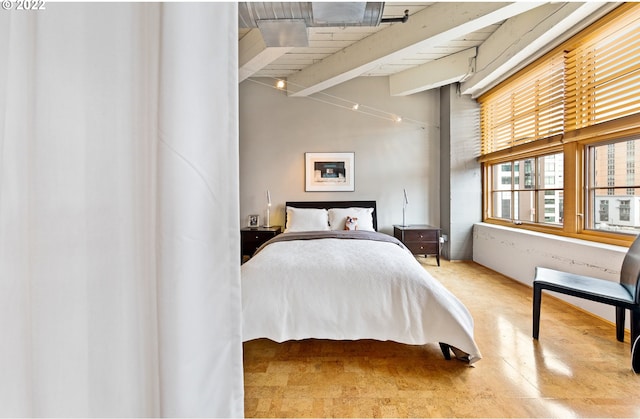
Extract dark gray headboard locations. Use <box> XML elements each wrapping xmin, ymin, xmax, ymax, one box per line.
<box><xmin>285</xmin><ymin>200</ymin><xmax>377</xmax><ymax>231</ymax></box>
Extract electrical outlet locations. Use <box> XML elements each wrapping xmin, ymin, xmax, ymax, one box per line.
<box><xmin>441</xmin><ymin>234</ymin><xmax>448</xmax><ymax>243</ymax></box>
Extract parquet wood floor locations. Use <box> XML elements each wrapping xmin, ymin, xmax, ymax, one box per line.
<box><xmin>243</xmin><ymin>258</ymin><xmax>640</xmax><ymax>418</ymax></box>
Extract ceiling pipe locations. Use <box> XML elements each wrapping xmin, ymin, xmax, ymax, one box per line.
<box><xmin>380</xmin><ymin>9</ymin><xmax>409</xmax><ymax>24</ymax></box>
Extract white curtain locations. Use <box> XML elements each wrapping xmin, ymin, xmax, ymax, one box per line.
<box><xmin>0</xmin><ymin>3</ymin><xmax>243</xmax><ymax>417</ymax></box>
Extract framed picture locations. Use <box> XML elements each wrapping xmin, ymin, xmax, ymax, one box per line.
<box><xmin>248</xmin><ymin>214</ymin><xmax>260</xmax><ymax>228</ymax></box>
<box><xmin>305</xmin><ymin>152</ymin><xmax>355</xmax><ymax>192</ymax></box>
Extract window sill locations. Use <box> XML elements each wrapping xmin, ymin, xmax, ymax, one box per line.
<box><xmin>482</xmin><ymin>218</ymin><xmax>635</xmax><ymax>247</ymax></box>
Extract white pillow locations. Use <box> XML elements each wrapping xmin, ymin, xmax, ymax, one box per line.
<box><xmin>284</xmin><ymin>207</ymin><xmax>330</xmax><ymax>233</ymax></box>
<box><xmin>328</xmin><ymin>207</ymin><xmax>375</xmax><ymax>231</ymax></box>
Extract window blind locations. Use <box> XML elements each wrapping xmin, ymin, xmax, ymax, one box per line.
<box><xmin>565</xmin><ymin>8</ymin><xmax>640</xmax><ymax>130</ymax></box>
<box><xmin>479</xmin><ymin>55</ymin><xmax>565</xmax><ymax>155</ymax></box>
<box><xmin>480</xmin><ymin>3</ymin><xmax>640</xmax><ymax>156</ymax></box>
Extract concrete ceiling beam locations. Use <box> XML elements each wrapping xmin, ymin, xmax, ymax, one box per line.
<box><xmin>239</xmin><ymin>29</ymin><xmax>292</xmax><ymax>82</ymax></box>
<box><xmin>389</xmin><ymin>47</ymin><xmax>477</xmax><ymax>96</ymax></box>
<box><xmin>286</xmin><ymin>2</ymin><xmax>544</xmax><ymax>97</ymax></box>
<box><xmin>461</xmin><ymin>2</ymin><xmax>617</xmax><ymax>97</ymax></box>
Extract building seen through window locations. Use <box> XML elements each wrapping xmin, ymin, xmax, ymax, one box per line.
<box><xmin>589</xmin><ymin>138</ymin><xmax>640</xmax><ymax>234</ymax></box>
<box><xmin>491</xmin><ymin>153</ymin><xmax>563</xmax><ymax>225</ymax></box>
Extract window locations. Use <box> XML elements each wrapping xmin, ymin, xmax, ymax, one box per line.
<box><xmin>620</xmin><ymin>201</ymin><xmax>631</xmax><ymax>222</ymax></box>
<box><xmin>489</xmin><ymin>153</ymin><xmax>563</xmax><ymax>225</ymax></box>
<box><xmin>599</xmin><ymin>200</ymin><xmax>609</xmax><ymax>222</ymax></box>
<box><xmin>479</xmin><ymin>3</ymin><xmax>640</xmax><ymax>244</ymax></box>
<box><xmin>586</xmin><ymin>138</ymin><xmax>640</xmax><ymax>234</ymax></box>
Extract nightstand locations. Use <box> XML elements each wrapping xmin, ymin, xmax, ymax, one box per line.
<box><xmin>393</xmin><ymin>224</ymin><xmax>441</xmax><ymax>266</ymax></box>
<box><xmin>241</xmin><ymin>226</ymin><xmax>282</xmax><ymax>262</ymax></box>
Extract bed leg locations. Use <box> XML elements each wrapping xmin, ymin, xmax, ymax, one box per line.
<box><xmin>439</xmin><ymin>343</ymin><xmax>452</xmax><ymax>360</ymax></box>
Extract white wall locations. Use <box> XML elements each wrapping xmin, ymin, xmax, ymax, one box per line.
<box><xmin>240</xmin><ymin>76</ymin><xmax>632</xmax><ymax>329</ymax></box>
<box><xmin>473</xmin><ymin>222</ymin><xmax>629</xmax><ymax>326</ymax></box>
<box><xmin>239</xmin><ymin>77</ymin><xmax>440</xmax><ymax>235</ymax></box>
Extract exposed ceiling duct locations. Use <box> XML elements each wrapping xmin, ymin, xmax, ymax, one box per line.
<box><xmin>256</xmin><ymin>19</ymin><xmax>309</xmax><ymax>47</ymax></box>
<box><xmin>238</xmin><ymin>2</ymin><xmax>385</xmax><ymax>28</ymax></box>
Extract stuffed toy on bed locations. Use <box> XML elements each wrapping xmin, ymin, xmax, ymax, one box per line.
<box><xmin>344</xmin><ymin>216</ymin><xmax>358</xmax><ymax>230</ymax></box>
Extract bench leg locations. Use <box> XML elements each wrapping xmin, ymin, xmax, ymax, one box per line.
<box><xmin>632</xmin><ymin>309</ymin><xmax>640</xmax><ymax>350</ymax></box>
<box><xmin>533</xmin><ymin>284</ymin><xmax>542</xmax><ymax>340</ymax></box>
<box><xmin>616</xmin><ymin>306</ymin><xmax>626</xmax><ymax>342</ymax></box>
<box><xmin>632</xmin><ymin>334</ymin><xmax>640</xmax><ymax>373</ymax></box>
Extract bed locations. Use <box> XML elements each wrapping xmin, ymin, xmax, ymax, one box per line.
<box><xmin>241</xmin><ymin>200</ymin><xmax>482</xmax><ymax>364</ymax></box>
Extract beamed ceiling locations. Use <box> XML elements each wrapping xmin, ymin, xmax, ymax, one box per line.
<box><xmin>239</xmin><ymin>2</ymin><xmax>620</xmax><ymax>98</ymax></box>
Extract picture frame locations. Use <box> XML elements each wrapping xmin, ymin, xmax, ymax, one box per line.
<box><xmin>248</xmin><ymin>214</ymin><xmax>260</xmax><ymax>228</ymax></box>
<box><xmin>305</xmin><ymin>152</ymin><xmax>355</xmax><ymax>192</ymax></box>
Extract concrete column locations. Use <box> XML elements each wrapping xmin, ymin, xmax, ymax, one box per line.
<box><xmin>439</xmin><ymin>84</ymin><xmax>482</xmax><ymax>260</ymax></box>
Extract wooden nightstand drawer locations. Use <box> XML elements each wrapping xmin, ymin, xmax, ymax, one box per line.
<box><xmin>403</xmin><ymin>229</ymin><xmax>438</xmax><ymax>242</ymax></box>
<box><xmin>244</xmin><ymin>231</ymin><xmax>274</xmax><ymax>242</ymax></box>
<box><xmin>405</xmin><ymin>241</ymin><xmax>438</xmax><ymax>255</ymax></box>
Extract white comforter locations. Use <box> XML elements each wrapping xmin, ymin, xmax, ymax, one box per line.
<box><xmin>241</xmin><ymin>231</ymin><xmax>482</xmax><ymax>363</ymax></box>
